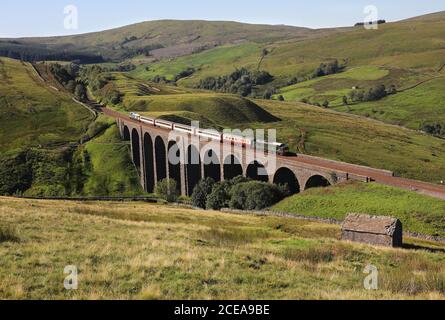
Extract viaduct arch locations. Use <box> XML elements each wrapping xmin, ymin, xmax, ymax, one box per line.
<box><xmin>155</xmin><ymin>136</ymin><xmax>167</xmax><ymax>182</ymax></box>
<box><xmin>143</xmin><ymin>133</ymin><xmax>155</xmax><ymax>193</ymax></box>
<box><xmin>273</xmin><ymin>167</ymin><xmax>300</xmax><ymax>195</ymax></box>
<box><xmin>186</xmin><ymin>145</ymin><xmax>202</xmax><ymax>196</ymax></box>
<box><xmin>117</xmin><ymin>118</ymin><xmax>360</xmax><ymax>198</ymax></box>
<box><xmin>131</xmin><ymin>129</ymin><xmax>141</xmax><ymax>170</ymax></box>
<box><xmin>168</xmin><ymin>141</ymin><xmax>182</xmax><ymax>193</ymax></box>
<box><xmin>203</xmin><ymin>149</ymin><xmax>221</xmax><ymax>182</ymax></box>
<box><xmin>224</xmin><ymin>155</ymin><xmax>243</xmax><ymax>180</ymax></box>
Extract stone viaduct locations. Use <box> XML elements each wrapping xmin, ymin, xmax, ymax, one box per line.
<box><xmin>115</xmin><ymin>115</ymin><xmax>375</xmax><ymax>197</ymax></box>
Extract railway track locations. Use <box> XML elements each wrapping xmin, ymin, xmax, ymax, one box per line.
<box><xmin>101</xmin><ymin>107</ymin><xmax>445</xmax><ymax>200</ymax></box>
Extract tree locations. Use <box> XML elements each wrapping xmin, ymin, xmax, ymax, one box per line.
<box><xmin>322</xmin><ymin>100</ymin><xmax>330</xmax><ymax>108</ymax></box>
<box><xmin>74</xmin><ymin>84</ymin><xmax>87</xmax><ymax>101</ymax></box>
<box><xmin>206</xmin><ymin>176</ymin><xmax>249</xmax><ymax>210</ymax></box>
<box><xmin>155</xmin><ymin>179</ymin><xmax>179</xmax><ymax>203</ymax></box>
<box><xmin>278</xmin><ymin>95</ymin><xmax>285</xmax><ymax>101</ymax></box>
<box><xmin>191</xmin><ymin>178</ymin><xmax>215</xmax><ymax>209</ymax></box>
<box><xmin>229</xmin><ymin>181</ymin><xmax>287</xmax><ymax>211</ymax></box>
<box><xmin>258</xmin><ymin>48</ymin><xmax>269</xmax><ymax>70</ymax></box>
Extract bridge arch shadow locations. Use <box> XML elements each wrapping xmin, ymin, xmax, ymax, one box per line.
<box><xmin>144</xmin><ymin>133</ymin><xmax>155</xmax><ymax>193</ymax></box>
<box><xmin>155</xmin><ymin>136</ymin><xmax>167</xmax><ymax>182</ymax></box>
<box><xmin>186</xmin><ymin>145</ymin><xmax>202</xmax><ymax>196</ymax></box>
<box><xmin>305</xmin><ymin>175</ymin><xmax>331</xmax><ymax>190</ymax></box>
<box><xmin>224</xmin><ymin>155</ymin><xmax>243</xmax><ymax>180</ymax></box>
<box><xmin>131</xmin><ymin>129</ymin><xmax>141</xmax><ymax>170</ymax></box>
<box><xmin>273</xmin><ymin>167</ymin><xmax>300</xmax><ymax>195</ymax></box>
<box><xmin>168</xmin><ymin>141</ymin><xmax>182</xmax><ymax>193</ymax></box>
<box><xmin>246</xmin><ymin>161</ymin><xmax>269</xmax><ymax>182</ymax></box>
<box><xmin>123</xmin><ymin>126</ymin><xmax>130</xmax><ymax>141</ymax></box>
<box><xmin>204</xmin><ymin>149</ymin><xmax>221</xmax><ymax>182</ymax></box>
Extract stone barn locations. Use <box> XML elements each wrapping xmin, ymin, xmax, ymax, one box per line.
<box><xmin>341</xmin><ymin>214</ymin><xmax>403</xmax><ymax>248</ymax></box>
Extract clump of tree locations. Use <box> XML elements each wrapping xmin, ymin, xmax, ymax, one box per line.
<box><xmin>192</xmin><ymin>178</ymin><xmax>216</xmax><ymax>209</ymax></box>
<box><xmin>191</xmin><ymin>176</ymin><xmax>288</xmax><ymax>211</ymax></box>
<box><xmin>313</xmin><ymin>60</ymin><xmax>342</xmax><ymax>77</ymax></box>
<box><xmin>152</xmin><ymin>75</ymin><xmax>170</xmax><ymax>84</ymax></box>
<box><xmin>49</xmin><ymin>63</ymin><xmax>88</xmax><ymax>101</ymax></box>
<box><xmin>156</xmin><ymin>179</ymin><xmax>180</xmax><ymax>203</ymax></box>
<box><xmin>229</xmin><ymin>181</ymin><xmax>288</xmax><ymax>211</ymax></box>
<box><xmin>174</xmin><ymin>67</ymin><xmax>195</xmax><ymax>82</ymax></box>
<box><xmin>0</xmin><ymin>41</ymin><xmax>104</xmax><ymax>63</ymax></box>
<box><xmin>196</xmin><ymin>67</ymin><xmax>274</xmax><ymax>97</ymax></box>
<box><xmin>421</xmin><ymin>123</ymin><xmax>445</xmax><ymax>137</ymax></box>
<box><xmin>79</xmin><ymin>66</ymin><xmax>123</xmax><ymax>104</ymax></box>
<box><xmin>120</xmin><ymin>44</ymin><xmax>164</xmax><ymax>59</ymax></box>
<box><xmin>349</xmin><ymin>84</ymin><xmax>396</xmax><ymax>103</ymax></box>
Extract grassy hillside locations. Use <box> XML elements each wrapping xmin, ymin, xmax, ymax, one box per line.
<box><xmin>274</xmin><ymin>66</ymin><xmax>421</xmax><ymax>104</ymax></box>
<box><xmin>5</xmin><ymin>20</ymin><xmax>335</xmax><ymax>62</ymax></box>
<box><xmin>274</xmin><ymin>181</ymin><xmax>445</xmax><ymax>238</ymax></box>
<box><xmin>1</xmin><ymin>197</ymin><xmax>444</xmax><ymax>300</ymax></box>
<box><xmin>71</xmin><ymin>120</ymin><xmax>144</xmax><ymax>196</ymax></box>
<box><xmin>253</xmin><ymin>100</ymin><xmax>445</xmax><ymax>183</ymax></box>
<box><xmin>129</xmin><ymin>43</ymin><xmax>263</xmax><ymax>83</ymax></box>
<box><xmin>124</xmin><ymin>14</ymin><xmax>445</xmax><ymax>133</ymax></box>
<box><xmin>127</xmin><ymin>93</ymin><xmax>279</xmax><ymax>126</ymax></box>
<box><xmin>0</xmin><ymin>57</ymin><xmax>93</xmax><ymax>153</ymax></box>
<box><xmin>129</xmin><ymin>13</ymin><xmax>445</xmax><ymax>84</ymax></box>
<box><xmin>0</xmin><ymin>58</ymin><xmax>141</xmax><ymax>196</ymax></box>
<box><xmin>91</xmin><ymin>72</ymin><xmax>279</xmax><ymax>127</ymax></box>
<box><xmin>333</xmin><ymin>76</ymin><xmax>445</xmax><ymax>129</ymax></box>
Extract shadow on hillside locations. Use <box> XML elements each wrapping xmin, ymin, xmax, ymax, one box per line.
<box><xmin>403</xmin><ymin>243</ymin><xmax>445</xmax><ymax>254</ymax></box>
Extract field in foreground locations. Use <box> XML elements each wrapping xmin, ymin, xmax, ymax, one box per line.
<box><xmin>1</xmin><ymin>197</ymin><xmax>444</xmax><ymax>300</ymax></box>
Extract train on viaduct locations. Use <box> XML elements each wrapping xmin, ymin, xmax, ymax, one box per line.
<box><xmin>113</xmin><ymin>110</ymin><xmax>381</xmax><ymax>197</ymax></box>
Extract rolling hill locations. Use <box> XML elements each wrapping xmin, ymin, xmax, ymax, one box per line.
<box><xmin>0</xmin><ymin>58</ymin><xmax>141</xmax><ymax>196</ymax></box>
<box><xmin>0</xmin><ymin>20</ymin><xmax>344</xmax><ymax>62</ymax></box>
<box><xmin>2</xmin><ymin>11</ymin><xmax>445</xmax><ymax>195</ymax></box>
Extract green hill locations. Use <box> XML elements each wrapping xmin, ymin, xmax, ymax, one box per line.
<box><xmin>124</xmin><ymin>14</ymin><xmax>445</xmax><ymax>133</ymax></box>
<box><xmin>0</xmin><ymin>57</ymin><xmax>93</xmax><ymax>153</ymax></box>
<box><xmin>2</xmin><ymin>20</ymin><xmax>340</xmax><ymax>62</ymax></box>
<box><xmin>0</xmin><ymin>58</ymin><xmax>141</xmax><ymax>196</ymax></box>
<box><xmin>89</xmin><ymin>72</ymin><xmax>280</xmax><ymax>127</ymax></box>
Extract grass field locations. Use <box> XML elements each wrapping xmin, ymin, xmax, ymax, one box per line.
<box><xmin>1</xmin><ymin>197</ymin><xmax>444</xmax><ymax>300</ymax></box>
<box><xmin>130</xmin><ymin>44</ymin><xmax>262</xmax><ymax>84</ymax></box>
<box><xmin>0</xmin><ymin>57</ymin><xmax>93</xmax><ymax>153</ymax></box>
<box><xmin>274</xmin><ymin>66</ymin><xmax>400</xmax><ymax>105</ymax></box>
<box><xmin>253</xmin><ymin>99</ymin><xmax>445</xmax><ymax>183</ymax></box>
<box><xmin>334</xmin><ymin>76</ymin><xmax>445</xmax><ymax>129</ymax></box>
<box><xmin>274</xmin><ymin>181</ymin><xmax>445</xmax><ymax>238</ymax></box>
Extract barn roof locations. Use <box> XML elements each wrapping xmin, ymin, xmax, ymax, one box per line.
<box><xmin>342</xmin><ymin>214</ymin><xmax>401</xmax><ymax>236</ymax></box>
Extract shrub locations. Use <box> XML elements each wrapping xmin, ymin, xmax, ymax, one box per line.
<box><xmin>191</xmin><ymin>178</ymin><xmax>215</xmax><ymax>209</ymax></box>
<box><xmin>322</xmin><ymin>100</ymin><xmax>329</xmax><ymax>108</ymax></box>
<box><xmin>229</xmin><ymin>181</ymin><xmax>287</xmax><ymax>210</ymax></box>
<box><xmin>196</xmin><ymin>68</ymin><xmax>274</xmax><ymax>97</ymax></box>
<box><xmin>155</xmin><ymin>179</ymin><xmax>179</xmax><ymax>203</ymax></box>
<box><xmin>206</xmin><ymin>176</ymin><xmax>250</xmax><ymax>210</ymax></box>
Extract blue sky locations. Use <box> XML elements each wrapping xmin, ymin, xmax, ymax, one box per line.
<box><xmin>1</xmin><ymin>0</ymin><xmax>444</xmax><ymax>37</ymax></box>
